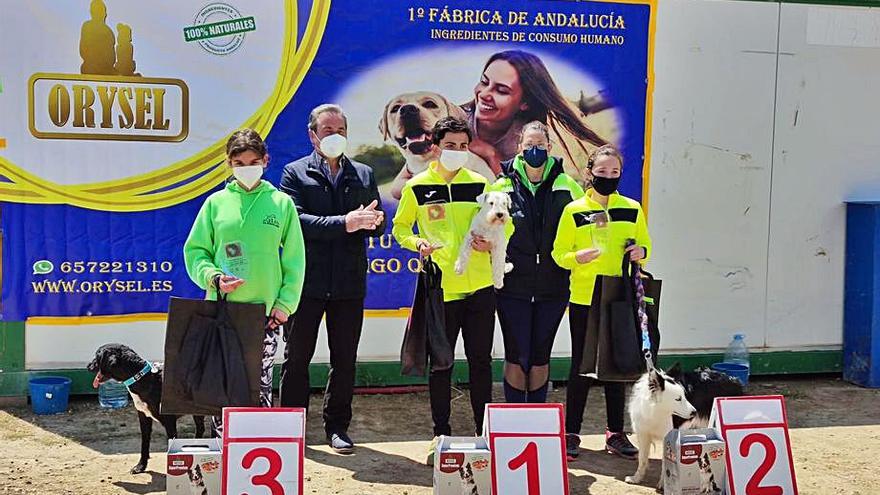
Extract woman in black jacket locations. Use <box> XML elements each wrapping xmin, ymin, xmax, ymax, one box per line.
<box><xmin>491</xmin><ymin>121</ymin><xmax>584</xmax><ymax>403</ymax></box>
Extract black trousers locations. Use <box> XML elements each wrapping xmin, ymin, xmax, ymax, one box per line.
<box><xmin>565</xmin><ymin>303</ymin><xmax>626</xmax><ymax>434</ymax></box>
<box><xmin>429</xmin><ymin>287</ymin><xmax>495</xmax><ymax>437</ymax></box>
<box><xmin>280</xmin><ymin>297</ymin><xmax>363</xmax><ymax>436</ymax></box>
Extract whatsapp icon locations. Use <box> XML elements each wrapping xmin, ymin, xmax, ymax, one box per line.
<box><xmin>33</xmin><ymin>260</ymin><xmax>54</xmax><ymax>275</ymax></box>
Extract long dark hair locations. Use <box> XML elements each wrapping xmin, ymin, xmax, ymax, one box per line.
<box><xmin>468</xmin><ymin>50</ymin><xmax>607</xmax><ymax>161</ymax></box>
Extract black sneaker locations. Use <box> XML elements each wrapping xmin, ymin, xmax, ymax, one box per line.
<box><xmin>328</xmin><ymin>432</ymin><xmax>354</xmax><ymax>454</ymax></box>
<box><xmin>565</xmin><ymin>433</ymin><xmax>581</xmax><ymax>460</ymax></box>
<box><xmin>605</xmin><ymin>430</ymin><xmax>638</xmax><ymax>460</ymax></box>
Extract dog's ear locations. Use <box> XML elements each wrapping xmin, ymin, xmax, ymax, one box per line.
<box><xmin>666</xmin><ymin>362</ymin><xmax>682</xmax><ymax>378</ymax></box>
<box><xmin>503</xmin><ymin>192</ymin><xmax>512</xmax><ymax>209</ymax></box>
<box><xmin>475</xmin><ymin>192</ymin><xmax>486</xmax><ymax>205</ymax></box>
<box><xmin>378</xmin><ymin>100</ymin><xmax>391</xmax><ymax>140</ymax></box>
<box><xmin>443</xmin><ymin>95</ymin><xmax>468</xmax><ymax>120</ymax></box>
<box><xmin>649</xmin><ymin>368</ymin><xmax>665</xmax><ymax>392</ymax></box>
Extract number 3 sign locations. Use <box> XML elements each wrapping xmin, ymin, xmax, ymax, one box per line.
<box><xmin>711</xmin><ymin>396</ymin><xmax>799</xmax><ymax>495</ymax></box>
<box><xmin>222</xmin><ymin>407</ymin><xmax>306</xmax><ymax>495</ymax></box>
<box><xmin>484</xmin><ymin>403</ymin><xmax>569</xmax><ymax>495</ymax></box>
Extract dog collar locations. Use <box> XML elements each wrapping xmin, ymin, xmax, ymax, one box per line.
<box><xmin>123</xmin><ymin>362</ymin><xmax>156</xmax><ymax>387</ymax></box>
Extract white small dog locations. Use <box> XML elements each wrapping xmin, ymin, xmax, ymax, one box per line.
<box><xmin>455</xmin><ymin>191</ymin><xmax>512</xmax><ymax>289</ymax></box>
<box><xmin>626</xmin><ymin>368</ymin><xmax>697</xmax><ymax>489</ymax></box>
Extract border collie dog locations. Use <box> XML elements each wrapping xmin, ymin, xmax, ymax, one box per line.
<box><xmin>625</xmin><ymin>368</ymin><xmax>696</xmax><ymax>488</ymax></box>
<box><xmin>87</xmin><ymin>343</ymin><xmax>205</xmax><ymax>474</ymax></box>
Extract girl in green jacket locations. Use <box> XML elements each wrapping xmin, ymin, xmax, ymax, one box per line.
<box><xmin>183</xmin><ymin>129</ymin><xmax>306</xmax><ymax>434</ymax></box>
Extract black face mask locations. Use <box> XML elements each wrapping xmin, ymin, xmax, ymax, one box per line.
<box><xmin>591</xmin><ymin>175</ymin><xmax>620</xmax><ymax>195</ymax></box>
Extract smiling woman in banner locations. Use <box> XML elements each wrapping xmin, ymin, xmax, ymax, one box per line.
<box><xmin>463</xmin><ymin>50</ymin><xmax>609</xmax><ymax>176</ymax></box>
<box><xmin>183</xmin><ymin>128</ymin><xmax>306</xmax><ymax>436</ymax></box>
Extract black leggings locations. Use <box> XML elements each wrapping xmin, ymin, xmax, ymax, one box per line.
<box><xmin>565</xmin><ymin>303</ymin><xmax>626</xmax><ymax>434</ymax></box>
<box><xmin>429</xmin><ymin>287</ymin><xmax>496</xmax><ymax>437</ymax></box>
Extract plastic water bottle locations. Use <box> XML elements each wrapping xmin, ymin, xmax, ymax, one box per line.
<box><xmin>724</xmin><ymin>334</ymin><xmax>751</xmax><ymax>369</ymax></box>
<box><xmin>98</xmin><ymin>380</ymin><xmax>130</xmax><ymax>409</ymax></box>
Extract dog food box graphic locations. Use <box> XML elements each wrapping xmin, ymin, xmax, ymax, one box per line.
<box><xmin>433</xmin><ymin>436</ymin><xmax>492</xmax><ymax>495</ymax></box>
<box><xmin>663</xmin><ymin>428</ymin><xmax>727</xmax><ymax>495</ymax></box>
<box><xmin>167</xmin><ymin>438</ymin><xmax>221</xmax><ymax>495</ymax></box>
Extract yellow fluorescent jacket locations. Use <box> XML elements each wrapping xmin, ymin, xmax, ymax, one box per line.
<box><xmin>551</xmin><ymin>190</ymin><xmax>652</xmax><ymax>306</ymax></box>
<box><xmin>392</xmin><ymin>163</ymin><xmax>493</xmax><ymax>300</ymax></box>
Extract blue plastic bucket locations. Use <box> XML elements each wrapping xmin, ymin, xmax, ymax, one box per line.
<box><xmin>28</xmin><ymin>376</ymin><xmax>72</xmax><ymax>415</ymax></box>
<box><xmin>711</xmin><ymin>362</ymin><xmax>750</xmax><ymax>386</ymax></box>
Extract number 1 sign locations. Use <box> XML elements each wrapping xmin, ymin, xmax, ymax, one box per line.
<box><xmin>484</xmin><ymin>403</ymin><xmax>569</xmax><ymax>495</ymax></box>
<box><xmin>711</xmin><ymin>396</ymin><xmax>799</xmax><ymax>495</ymax></box>
<box><xmin>222</xmin><ymin>407</ymin><xmax>306</xmax><ymax>495</ymax></box>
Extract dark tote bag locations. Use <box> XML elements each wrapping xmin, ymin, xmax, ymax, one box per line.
<box><xmin>579</xmin><ymin>248</ymin><xmax>662</xmax><ymax>382</ymax></box>
<box><xmin>400</xmin><ymin>258</ymin><xmax>453</xmax><ymax>377</ymax></box>
<box><xmin>161</xmin><ymin>292</ymin><xmax>266</xmax><ymax>416</ymax></box>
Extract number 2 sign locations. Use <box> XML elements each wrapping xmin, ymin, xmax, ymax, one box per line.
<box><xmin>484</xmin><ymin>403</ymin><xmax>569</xmax><ymax>495</ymax></box>
<box><xmin>711</xmin><ymin>396</ymin><xmax>799</xmax><ymax>495</ymax></box>
<box><xmin>222</xmin><ymin>407</ymin><xmax>306</xmax><ymax>495</ymax></box>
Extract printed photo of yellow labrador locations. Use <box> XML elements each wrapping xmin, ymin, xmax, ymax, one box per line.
<box><xmin>379</xmin><ymin>91</ymin><xmax>493</xmax><ymax>199</ymax></box>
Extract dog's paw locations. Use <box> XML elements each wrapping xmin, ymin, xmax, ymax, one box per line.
<box><xmin>625</xmin><ymin>475</ymin><xmax>642</xmax><ymax>485</ymax></box>
<box><xmin>130</xmin><ymin>463</ymin><xmax>147</xmax><ymax>475</ymax></box>
<box><xmin>494</xmin><ymin>280</ymin><xmax>504</xmax><ymax>290</ymax></box>
<box><xmin>504</xmin><ymin>262</ymin><xmax>513</xmax><ymax>274</ymax></box>
<box><xmin>454</xmin><ymin>259</ymin><xmax>465</xmax><ymax>275</ymax></box>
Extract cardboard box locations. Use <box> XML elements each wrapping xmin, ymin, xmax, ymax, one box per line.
<box><xmin>167</xmin><ymin>438</ymin><xmax>222</xmax><ymax>495</ymax></box>
<box><xmin>433</xmin><ymin>436</ymin><xmax>492</xmax><ymax>495</ymax></box>
<box><xmin>663</xmin><ymin>428</ymin><xmax>727</xmax><ymax>495</ymax></box>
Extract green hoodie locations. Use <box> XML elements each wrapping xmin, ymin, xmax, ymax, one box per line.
<box><xmin>183</xmin><ymin>180</ymin><xmax>305</xmax><ymax>316</ymax></box>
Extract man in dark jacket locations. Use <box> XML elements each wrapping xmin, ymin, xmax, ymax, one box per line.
<box><xmin>278</xmin><ymin>104</ymin><xmax>385</xmax><ymax>454</ymax></box>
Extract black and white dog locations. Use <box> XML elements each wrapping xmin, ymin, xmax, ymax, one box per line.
<box><xmin>87</xmin><ymin>343</ymin><xmax>205</xmax><ymax>474</ymax></box>
<box><xmin>188</xmin><ymin>463</ymin><xmax>208</xmax><ymax>495</ymax></box>
<box><xmin>698</xmin><ymin>452</ymin><xmax>721</xmax><ymax>493</ymax></box>
<box><xmin>666</xmin><ymin>363</ymin><xmax>745</xmax><ymax>429</ymax></box>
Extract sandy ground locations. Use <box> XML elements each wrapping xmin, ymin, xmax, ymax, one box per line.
<box><xmin>0</xmin><ymin>376</ymin><xmax>878</xmax><ymax>494</ymax></box>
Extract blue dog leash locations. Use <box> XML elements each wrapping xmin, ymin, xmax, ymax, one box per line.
<box><xmin>122</xmin><ymin>362</ymin><xmax>157</xmax><ymax>388</ymax></box>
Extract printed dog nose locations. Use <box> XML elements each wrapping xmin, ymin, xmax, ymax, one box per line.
<box><xmin>400</xmin><ymin>104</ymin><xmax>418</xmax><ymax>116</ymax></box>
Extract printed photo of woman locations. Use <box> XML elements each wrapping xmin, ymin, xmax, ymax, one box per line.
<box><xmin>463</xmin><ymin>49</ymin><xmax>609</xmax><ymax>176</ymax></box>
<box><xmin>383</xmin><ymin>49</ymin><xmax>613</xmax><ymax>200</ymax></box>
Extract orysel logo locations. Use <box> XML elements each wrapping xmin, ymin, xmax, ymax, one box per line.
<box><xmin>27</xmin><ymin>0</ymin><xmax>189</xmax><ymax>142</ymax></box>
<box><xmin>263</xmin><ymin>213</ymin><xmax>280</xmax><ymax>228</ymax></box>
<box><xmin>185</xmin><ymin>3</ymin><xmax>256</xmax><ymax>56</ymax></box>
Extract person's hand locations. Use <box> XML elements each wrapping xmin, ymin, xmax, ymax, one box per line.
<box><xmin>416</xmin><ymin>239</ymin><xmax>437</xmax><ymax>257</ymax></box>
<box><xmin>266</xmin><ymin>307</ymin><xmax>289</xmax><ymax>330</ymax></box>
<box><xmin>345</xmin><ymin>200</ymin><xmax>382</xmax><ymax>232</ymax></box>
<box><xmin>471</xmin><ymin>234</ymin><xmax>493</xmax><ymax>253</ymax></box>
<box><xmin>626</xmin><ymin>244</ymin><xmax>646</xmax><ymax>262</ymax></box>
<box><xmin>575</xmin><ymin>248</ymin><xmax>601</xmax><ymax>264</ymax></box>
<box><xmin>468</xmin><ymin>138</ymin><xmax>503</xmax><ymax>176</ymax></box>
<box><xmin>218</xmin><ymin>275</ymin><xmax>245</xmax><ymax>293</ymax></box>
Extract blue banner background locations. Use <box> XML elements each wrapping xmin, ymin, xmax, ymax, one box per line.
<box><xmin>1</xmin><ymin>0</ymin><xmax>652</xmax><ymax>320</ymax></box>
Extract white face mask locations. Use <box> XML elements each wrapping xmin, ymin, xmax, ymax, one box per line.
<box><xmin>232</xmin><ymin>164</ymin><xmax>264</xmax><ymax>189</ymax></box>
<box><xmin>439</xmin><ymin>149</ymin><xmax>468</xmax><ymax>171</ymax></box>
<box><xmin>319</xmin><ymin>133</ymin><xmax>347</xmax><ymax>158</ymax></box>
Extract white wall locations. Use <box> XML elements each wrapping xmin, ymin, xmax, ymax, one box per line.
<box><xmin>26</xmin><ymin>316</ymin><xmax>574</xmax><ymax>369</ymax></box>
<box><xmin>28</xmin><ymin>0</ymin><xmax>880</xmax><ymax>368</ymax></box>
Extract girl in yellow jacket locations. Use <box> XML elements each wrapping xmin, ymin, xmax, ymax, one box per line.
<box><xmin>551</xmin><ymin>145</ymin><xmax>651</xmax><ymax>460</ymax></box>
